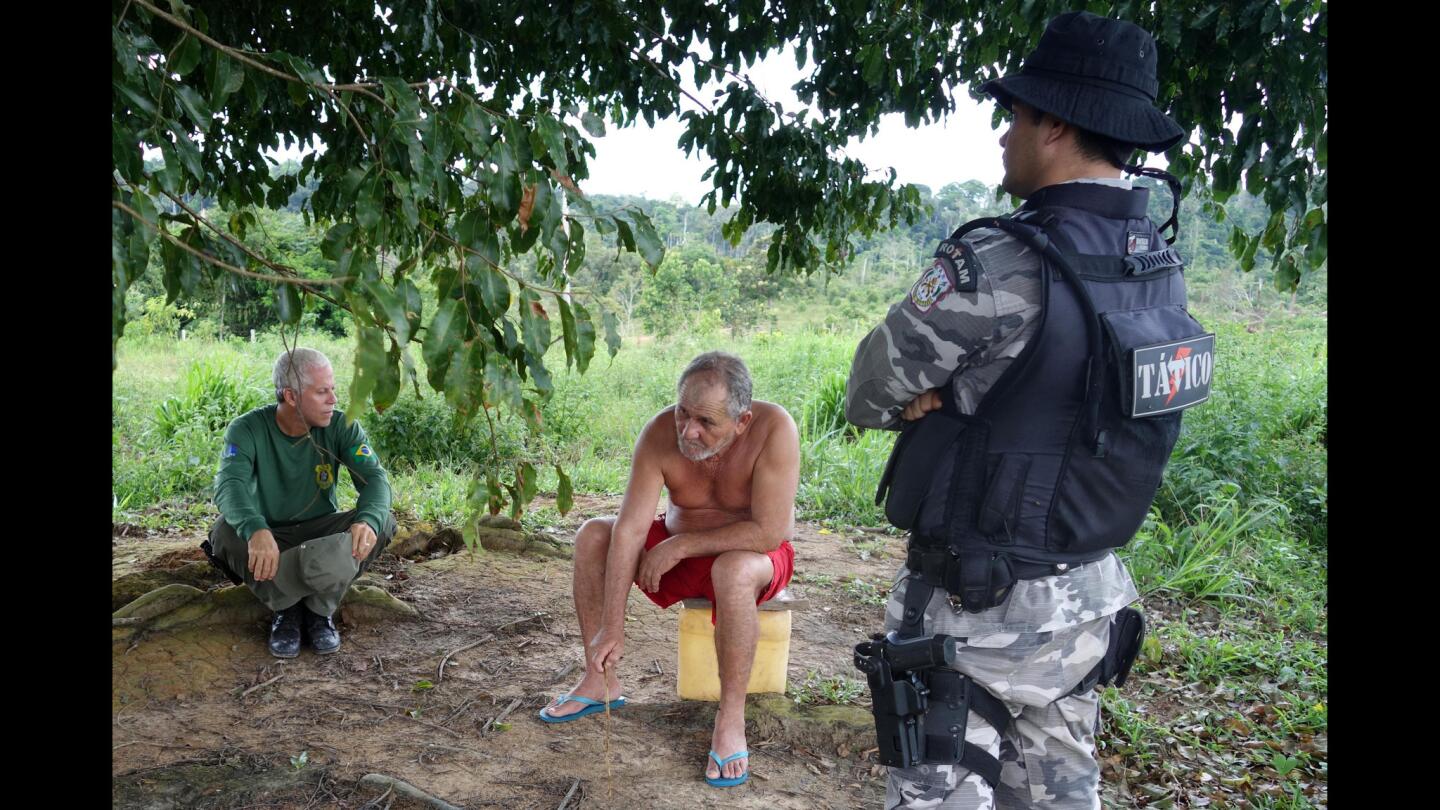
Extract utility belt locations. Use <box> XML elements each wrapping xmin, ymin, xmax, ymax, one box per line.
<box><xmin>904</xmin><ymin>544</ymin><xmax>1109</xmax><ymax>614</ymax></box>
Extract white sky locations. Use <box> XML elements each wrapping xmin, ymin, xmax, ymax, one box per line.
<box><xmin>166</xmin><ymin>46</ymin><xmax>1009</xmax><ymax>202</ymax></box>
<box><xmin>584</xmin><ymin>49</ymin><xmax>1006</xmax><ymax>203</ymax></box>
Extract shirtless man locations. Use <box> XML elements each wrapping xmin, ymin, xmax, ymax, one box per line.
<box><xmin>539</xmin><ymin>351</ymin><xmax>799</xmax><ymax>788</ymax></box>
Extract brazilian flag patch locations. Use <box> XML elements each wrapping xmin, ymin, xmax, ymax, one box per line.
<box><xmin>350</xmin><ymin>444</ymin><xmax>376</xmax><ymax>462</ymax></box>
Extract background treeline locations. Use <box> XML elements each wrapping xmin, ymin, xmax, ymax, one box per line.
<box><xmin>123</xmin><ymin>159</ymin><xmax>1325</xmax><ymax>345</ymax></box>
<box><xmin>119</xmin><ymin>158</ymin><xmax>1327</xmax><ymax>551</ymax></box>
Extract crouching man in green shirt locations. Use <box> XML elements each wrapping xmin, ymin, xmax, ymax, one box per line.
<box><xmin>201</xmin><ymin>347</ymin><xmax>397</xmax><ymax>658</ymax></box>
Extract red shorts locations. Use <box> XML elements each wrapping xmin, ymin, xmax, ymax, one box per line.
<box><xmin>638</xmin><ymin>515</ymin><xmax>795</xmax><ymax>621</ymax></box>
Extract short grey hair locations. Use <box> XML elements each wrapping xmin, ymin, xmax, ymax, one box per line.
<box><xmin>273</xmin><ymin>347</ymin><xmax>332</xmax><ymax>402</ymax></box>
<box><xmin>677</xmin><ymin>351</ymin><xmax>752</xmax><ymax>419</ymax></box>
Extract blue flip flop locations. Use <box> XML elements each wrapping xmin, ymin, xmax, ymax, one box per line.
<box><xmin>705</xmin><ymin>750</ymin><xmax>750</xmax><ymax>788</ymax></box>
<box><xmin>537</xmin><ymin>694</ymin><xmax>628</xmax><ymax>723</ymax></box>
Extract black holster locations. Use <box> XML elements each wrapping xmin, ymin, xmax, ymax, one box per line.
<box><xmin>853</xmin><ymin>632</ymin><xmax>1008</xmax><ymax>788</ymax></box>
<box><xmin>1071</xmin><ymin>607</ymin><xmax>1146</xmax><ymax>695</ymax></box>
<box><xmin>200</xmin><ymin>538</ymin><xmax>244</xmax><ymax>585</ymax></box>
<box><xmin>924</xmin><ymin>669</ymin><xmax>1010</xmax><ymax>788</ymax></box>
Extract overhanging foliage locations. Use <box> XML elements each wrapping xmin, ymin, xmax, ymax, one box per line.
<box><xmin>112</xmin><ymin>0</ymin><xmax>1326</xmax><ymax>518</ymax></box>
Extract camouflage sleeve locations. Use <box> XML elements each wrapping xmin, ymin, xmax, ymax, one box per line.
<box><xmin>840</xmin><ymin>229</ymin><xmax>1019</xmax><ymax>429</ymax></box>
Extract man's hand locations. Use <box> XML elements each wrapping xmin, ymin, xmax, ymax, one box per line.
<box><xmin>588</xmin><ymin>626</ymin><xmax>626</xmax><ymax>675</ymax></box>
<box><xmin>636</xmin><ymin>536</ymin><xmax>685</xmax><ymax>594</ymax></box>
<box><xmin>350</xmin><ymin>522</ymin><xmax>378</xmax><ymax>561</ymax></box>
<box><xmin>247</xmin><ymin>529</ymin><xmax>280</xmax><ymax>581</ymax></box>
<box><xmin>901</xmin><ymin>389</ymin><xmax>944</xmax><ymax>421</ymax></box>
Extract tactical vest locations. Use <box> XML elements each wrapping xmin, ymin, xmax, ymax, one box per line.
<box><xmin>877</xmin><ymin>183</ymin><xmax>1213</xmax><ymax>610</ymax></box>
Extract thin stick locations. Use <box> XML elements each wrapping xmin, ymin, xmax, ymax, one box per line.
<box><xmin>410</xmin><ymin>716</ymin><xmax>463</xmax><ymax>738</ymax></box>
<box><xmin>240</xmin><ymin>674</ymin><xmax>284</xmax><ymax>698</ymax></box>
<box><xmin>482</xmin><ymin>698</ymin><xmax>523</xmax><ymax>733</ymax></box>
<box><xmin>112</xmin><ymin>200</ymin><xmax>350</xmax><ymax>286</ymax></box>
<box><xmin>555</xmin><ymin>778</ymin><xmax>582</xmax><ymax>810</ymax></box>
<box><xmin>491</xmin><ymin>612</ymin><xmax>548</xmax><ymax>633</ymax></box>
<box><xmin>131</xmin><ymin>0</ymin><xmax>391</xmax><ymax>110</ymax></box>
<box><xmin>424</xmin><ymin>743</ymin><xmax>473</xmax><ymax>754</ymax></box>
<box><xmin>437</xmin><ymin>634</ymin><xmax>495</xmax><ymax>683</ymax></box>
<box><xmin>440</xmin><ymin>696</ymin><xmax>478</xmax><ymax>726</ymax></box>
<box><xmin>493</xmin><ymin>698</ymin><xmax>522</xmax><ymax>723</ymax></box>
<box><xmin>326</xmin><ymin>697</ymin><xmax>414</xmax><ymax>711</ymax></box>
<box><xmin>550</xmin><ymin>661</ymin><xmax>578</xmax><ymax>683</ymax></box>
<box><xmin>603</xmin><ymin>680</ymin><xmax>613</xmax><ymax>803</ymax></box>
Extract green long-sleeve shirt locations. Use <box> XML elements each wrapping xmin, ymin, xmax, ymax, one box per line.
<box><xmin>213</xmin><ymin>405</ymin><xmax>391</xmax><ymax>541</ymax></box>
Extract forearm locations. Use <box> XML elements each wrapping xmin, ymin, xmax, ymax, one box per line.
<box><xmin>352</xmin><ymin>468</ymin><xmax>392</xmax><ymax>534</ymax></box>
<box><xmin>214</xmin><ymin>475</ymin><xmax>268</xmax><ymax>540</ymax></box>
<box><xmin>845</xmin><ymin>321</ymin><xmax>933</xmax><ymax>430</ymax></box>
<box><xmin>673</xmin><ymin>519</ymin><xmax>787</xmax><ymax>557</ymax></box>
<box><xmin>599</xmin><ymin>525</ymin><xmax>649</xmax><ymax>627</ymax></box>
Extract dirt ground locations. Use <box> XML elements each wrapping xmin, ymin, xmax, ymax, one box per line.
<box><xmin>112</xmin><ymin>496</ymin><xmax>906</xmax><ymax>809</ymax></box>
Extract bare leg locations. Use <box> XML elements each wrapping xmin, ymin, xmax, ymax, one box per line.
<box><xmin>706</xmin><ymin>550</ymin><xmax>775</xmax><ymax>780</ymax></box>
<box><xmin>544</xmin><ymin>517</ymin><xmax>625</xmax><ymax>718</ymax></box>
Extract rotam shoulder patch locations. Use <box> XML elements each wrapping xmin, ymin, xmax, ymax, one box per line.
<box><xmin>932</xmin><ymin>238</ymin><xmax>980</xmax><ymax>292</ymax></box>
<box><xmin>909</xmin><ymin>259</ymin><xmax>954</xmax><ymax>313</ymax></box>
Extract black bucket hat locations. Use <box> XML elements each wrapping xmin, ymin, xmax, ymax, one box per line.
<box><xmin>980</xmin><ymin>11</ymin><xmax>1185</xmax><ymax>153</ymax></box>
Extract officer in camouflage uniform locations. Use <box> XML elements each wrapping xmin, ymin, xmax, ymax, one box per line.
<box><xmin>845</xmin><ymin>12</ymin><xmax>1191</xmax><ymax>809</ymax></box>
<box><xmin>203</xmin><ymin>347</ymin><xmax>397</xmax><ymax>658</ymax></box>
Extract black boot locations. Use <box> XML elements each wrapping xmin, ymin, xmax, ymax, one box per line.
<box><xmin>302</xmin><ymin>604</ymin><xmax>341</xmax><ymax>654</ymax></box>
<box><xmin>268</xmin><ymin>605</ymin><xmax>302</xmax><ymax>658</ymax></box>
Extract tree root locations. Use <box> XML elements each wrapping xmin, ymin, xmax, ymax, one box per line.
<box><xmin>389</xmin><ymin>515</ymin><xmax>571</xmax><ymax>561</ymax></box>
<box><xmin>112</xmin><ymin>561</ymin><xmax>226</xmax><ymax>611</ymax></box>
<box><xmin>357</xmin><ymin>773</ymin><xmax>464</xmax><ymax>810</ymax></box>
<box><xmin>112</xmin><ymin>582</ymin><xmax>418</xmax><ymax>647</ymax></box>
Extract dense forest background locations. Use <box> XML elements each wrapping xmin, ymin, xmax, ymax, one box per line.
<box><xmin>124</xmin><ymin>158</ymin><xmax>1325</xmax><ymax>346</ymax></box>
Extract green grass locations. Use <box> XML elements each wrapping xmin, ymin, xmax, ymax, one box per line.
<box><xmin>842</xmin><ymin>576</ymin><xmax>890</xmax><ymax>607</ymax></box>
<box><xmin>1156</xmin><ymin>315</ymin><xmax>1327</xmax><ymax>547</ymax></box>
<box><xmin>786</xmin><ymin>670</ymin><xmax>868</xmax><ymax>707</ymax></box>
<box><xmin>112</xmin><ymin>309</ymin><xmax>1325</xmax><ymax>807</ymax></box>
<box><xmin>791</xmin><ymin>572</ymin><xmax>837</xmax><ymax>588</ymax></box>
<box><xmin>114</xmin><ymin>316</ymin><xmax>1324</xmax><ymax>540</ymax></box>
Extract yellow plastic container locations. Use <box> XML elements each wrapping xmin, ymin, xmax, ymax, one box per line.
<box><xmin>676</xmin><ymin>601</ymin><xmax>792</xmax><ymax>701</ymax></box>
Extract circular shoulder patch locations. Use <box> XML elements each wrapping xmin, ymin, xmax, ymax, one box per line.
<box><xmin>908</xmin><ymin>260</ymin><xmax>954</xmax><ymax>313</ymax></box>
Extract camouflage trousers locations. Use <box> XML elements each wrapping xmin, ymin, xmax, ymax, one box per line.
<box><xmin>883</xmin><ymin>575</ymin><xmax>1113</xmax><ymax>810</ymax></box>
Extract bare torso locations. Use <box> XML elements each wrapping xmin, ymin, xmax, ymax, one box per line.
<box><xmin>646</xmin><ymin>400</ymin><xmax>789</xmax><ymax>536</ymax></box>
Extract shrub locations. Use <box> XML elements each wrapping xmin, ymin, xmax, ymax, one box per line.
<box><xmin>797</xmin><ymin>371</ymin><xmax>858</xmax><ymax>444</ymax></box>
<box><xmin>153</xmin><ymin>359</ymin><xmax>268</xmax><ymax>439</ymax></box>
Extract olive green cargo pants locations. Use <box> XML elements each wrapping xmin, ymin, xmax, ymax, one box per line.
<box><xmin>208</xmin><ymin>509</ymin><xmax>397</xmax><ymax>616</ymax></box>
